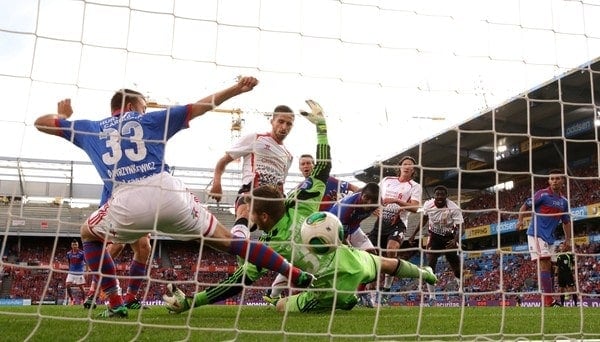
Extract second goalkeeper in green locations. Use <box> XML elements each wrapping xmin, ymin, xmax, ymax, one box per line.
<box><xmin>163</xmin><ymin>100</ymin><xmax>437</xmax><ymax>313</ymax></box>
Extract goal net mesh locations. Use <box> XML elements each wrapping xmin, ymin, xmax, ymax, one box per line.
<box><xmin>1</xmin><ymin>0</ymin><xmax>600</xmax><ymax>340</ymax></box>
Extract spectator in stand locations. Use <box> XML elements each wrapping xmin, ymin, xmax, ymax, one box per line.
<box><xmin>517</xmin><ymin>169</ymin><xmax>572</xmax><ymax>307</ymax></box>
<box><xmin>34</xmin><ymin>76</ymin><xmax>314</xmax><ymax>318</ymax></box>
<box><xmin>555</xmin><ymin>243</ymin><xmax>578</xmax><ymax>306</ymax></box>
<box><xmin>367</xmin><ymin>155</ymin><xmax>422</xmax><ymax>302</ymax></box>
<box><xmin>65</xmin><ymin>240</ymin><xmax>87</xmax><ymax>305</ymax></box>
<box><xmin>296</xmin><ymin>154</ymin><xmax>360</xmax><ymax>211</ymax></box>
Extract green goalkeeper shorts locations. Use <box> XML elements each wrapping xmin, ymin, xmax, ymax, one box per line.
<box><xmin>283</xmin><ymin>247</ymin><xmax>380</xmax><ymax>313</ymax></box>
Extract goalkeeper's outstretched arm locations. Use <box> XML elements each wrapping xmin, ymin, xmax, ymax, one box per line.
<box><xmin>301</xmin><ymin>99</ymin><xmax>331</xmax><ymax>185</ymax></box>
<box><xmin>287</xmin><ymin>100</ymin><xmax>332</xmax><ymax>205</ymax></box>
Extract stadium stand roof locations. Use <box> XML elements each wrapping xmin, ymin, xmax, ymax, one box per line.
<box><xmin>0</xmin><ymin>156</ymin><xmax>359</xmax><ymax>237</ymax></box>
<box><xmin>354</xmin><ymin>56</ymin><xmax>600</xmax><ymax>192</ymax></box>
<box><xmin>0</xmin><ymin>157</ymin><xmax>309</xmax><ymax>204</ymax></box>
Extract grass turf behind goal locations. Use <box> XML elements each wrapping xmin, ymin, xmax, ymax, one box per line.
<box><xmin>1</xmin><ymin>305</ymin><xmax>599</xmax><ymax>341</ymax></box>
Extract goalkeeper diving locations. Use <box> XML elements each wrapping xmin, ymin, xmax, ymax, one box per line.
<box><xmin>163</xmin><ymin>100</ymin><xmax>437</xmax><ymax>313</ymax></box>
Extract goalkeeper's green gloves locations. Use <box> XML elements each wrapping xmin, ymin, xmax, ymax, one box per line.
<box><xmin>300</xmin><ymin>99</ymin><xmax>327</xmax><ymax>134</ymax></box>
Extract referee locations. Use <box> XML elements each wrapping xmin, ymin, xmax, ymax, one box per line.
<box><xmin>555</xmin><ymin>243</ymin><xmax>578</xmax><ymax>306</ymax></box>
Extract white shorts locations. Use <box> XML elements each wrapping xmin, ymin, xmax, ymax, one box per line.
<box><xmin>66</xmin><ymin>273</ymin><xmax>86</xmax><ymax>285</ymax></box>
<box><xmin>527</xmin><ymin>235</ymin><xmax>556</xmax><ymax>261</ymax></box>
<box><xmin>88</xmin><ymin>172</ymin><xmax>218</xmax><ymax>244</ymax></box>
<box><xmin>348</xmin><ymin>227</ymin><xmax>375</xmax><ymax>250</ymax></box>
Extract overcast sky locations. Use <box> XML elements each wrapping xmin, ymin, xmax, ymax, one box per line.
<box><xmin>2</xmin><ymin>0</ymin><xmax>600</xmax><ymax>181</ymax></box>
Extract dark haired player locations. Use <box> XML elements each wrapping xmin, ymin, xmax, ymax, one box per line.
<box><xmin>35</xmin><ymin>76</ymin><xmax>314</xmax><ymax>318</ymax></box>
<box><xmin>517</xmin><ymin>169</ymin><xmax>572</xmax><ymax>307</ymax></box>
<box><xmin>65</xmin><ymin>240</ymin><xmax>87</xmax><ymax>305</ymax></box>
<box><xmin>419</xmin><ymin>185</ymin><xmax>463</xmax><ymax>304</ymax></box>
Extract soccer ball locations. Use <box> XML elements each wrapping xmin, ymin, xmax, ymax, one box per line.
<box><xmin>300</xmin><ymin>211</ymin><xmax>344</xmax><ymax>254</ymax></box>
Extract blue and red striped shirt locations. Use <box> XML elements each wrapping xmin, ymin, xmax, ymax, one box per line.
<box><xmin>524</xmin><ymin>187</ymin><xmax>570</xmax><ymax>244</ymax></box>
<box><xmin>329</xmin><ymin>192</ymin><xmax>376</xmax><ymax>236</ymax></box>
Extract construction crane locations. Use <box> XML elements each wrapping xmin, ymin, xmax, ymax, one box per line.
<box><xmin>230</xmin><ymin>111</ymin><xmax>244</xmax><ymax>140</ymax></box>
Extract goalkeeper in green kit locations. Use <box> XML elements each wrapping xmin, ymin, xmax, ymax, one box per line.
<box><xmin>163</xmin><ymin>100</ymin><xmax>437</xmax><ymax>313</ymax></box>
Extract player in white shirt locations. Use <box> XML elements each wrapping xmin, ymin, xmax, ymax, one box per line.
<box><xmin>367</xmin><ymin>155</ymin><xmax>422</xmax><ymax>300</ymax></box>
<box><xmin>417</xmin><ymin>185</ymin><xmax>463</xmax><ymax>303</ymax></box>
<box><xmin>209</xmin><ymin>107</ymin><xmax>294</xmax><ymax>231</ymax></box>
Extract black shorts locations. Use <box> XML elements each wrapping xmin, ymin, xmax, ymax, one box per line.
<box><xmin>236</xmin><ymin>182</ymin><xmax>284</xmax><ymax>207</ymax></box>
<box><xmin>427</xmin><ymin>232</ymin><xmax>454</xmax><ymax>251</ymax></box>
<box><xmin>235</xmin><ymin>183</ymin><xmax>252</xmax><ymax>208</ymax></box>
<box><xmin>557</xmin><ymin>272</ymin><xmax>575</xmax><ymax>288</ymax></box>
<box><xmin>426</xmin><ymin>232</ymin><xmax>460</xmax><ymax>264</ymax></box>
<box><xmin>367</xmin><ymin>218</ymin><xmax>406</xmax><ymax>249</ymax></box>
<box><xmin>399</xmin><ymin>238</ymin><xmax>421</xmax><ymax>258</ymax></box>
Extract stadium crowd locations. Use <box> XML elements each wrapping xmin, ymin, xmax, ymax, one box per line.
<box><xmin>2</xmin><ymin>238</ymin><xmax>599</xmax><ymax>305</ymax></box>
<box><xmin>1</xmin><ymin>163</ymin><xmax>600</xmax><ymax>306</ymax></box>
<box><xmin>463</xmin><ymin>164</ymin><xmax>600</xmax><ymax>229</ymax></box>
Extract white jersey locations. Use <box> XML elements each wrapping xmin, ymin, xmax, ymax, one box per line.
<box><xmin>379</xmin><ymin>177</ymin><xmax>422</xmax><ymax>226</ymax></box>
<box><xmin>422</xmin><ymin>198</ymin><xmax>463</xmax><ymax>236</ymax></box>
<box><xmin>227</xmin><ymin>132</ymin><xmax>293</xmax><ymax>188</ymax></box>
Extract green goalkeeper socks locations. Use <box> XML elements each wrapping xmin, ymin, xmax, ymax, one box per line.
<box><xmin>395</xmin><ymin>259</ymin><xmax>422</xmax><ymax>279</ymax></box>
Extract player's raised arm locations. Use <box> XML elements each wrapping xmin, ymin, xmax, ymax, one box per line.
<box><xmin>34</xmin><ymin>99</ymin><xmax>74</xmax><ymax>136</ymax></box>
<box><xmin>301</xmin><ymin>99</ymin><xmax>331</xmax><ymax>185</ymax></box>
<box><xmin>285</xmin><ymin>100</ymin><xmax>332</xmax><ymax>209</ymax></box>
<box><xmin>189</xmin><ymin>76</ymin><xmax>258</xmax><ymax>120</ymax></box>
<box><xmin>201</xmin><ymin>76</ymin><xmax>259</xmax><ymax>202</ymax></box>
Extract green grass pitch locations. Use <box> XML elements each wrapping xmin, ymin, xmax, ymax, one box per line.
<box><xmin>1</xmin><ymin>305</ymin><xmax>599</xmax><ymax>341</ymax></box>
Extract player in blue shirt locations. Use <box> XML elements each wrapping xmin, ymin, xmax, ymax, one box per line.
<box><xmin>328</xmin><ymin>182</ymin><xmax>379</xmax><ymax>307</ymax></box>
<box><xmin>329</xmin><ymin>182</ymin><xmax>379</xmax><ymax>247</ymax></box>
<box><xmin>65</xmin><ymin>240</ymin><xmax>87</xmax><ymax>305</ymax></box>
<box><xmin>78</xmin><ymin>92</ymin><xmax>155</xmax><ymax>310</ymax></box>
<box><xmin>34</xmin><ymin>76</ymin><xmax>314</xmax><ymax>318</ymax></box>
<box><xmin>517</xmin><ymin>169</ymin><xmax>572</xmax><ymax>307</ymax></box>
